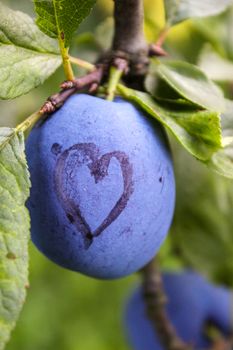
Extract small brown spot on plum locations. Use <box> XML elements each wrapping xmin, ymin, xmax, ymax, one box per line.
<box><xmin>159</xmin><ymin>177</ymin><xmax>163</xmax><ymax>183</ymax></box>
<box><xmin>51</xmin><ymin>143</ymin><xmax>62</xmax><ymax>156</ymax></box>
<box><xmin>6</xmin><ymin>252</ymin><xmax>16</xmax><ymax>260</ymax></box>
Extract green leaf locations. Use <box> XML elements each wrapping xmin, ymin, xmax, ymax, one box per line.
<box><xmin>158</xmin><ymin>236</ymin><xmax>184</xmax><ymax>271</ymax></box>
<box><xmin>95</xmin><ymin>17</ymin><xmax>114</xmax><ymax>51</ymax></box>
<box><xmin>192</xmin><ymin>9</ymin><xmax>233</xmax><ymax>62</ymax></box>
<box><xmin>199</xmin><ymin>46</ymin><xmax>233</xmax><ymax>82</ymax></box>
<box><xmin>192</xmin><ymin>19</ymin><xmax>227</xmax><ymax>58</ymax></box>
<box><xmin>0</xmin><ymin>3</ymin><xmax>62</xmax><ymax>100</ymax></box>
<box><xmin>0</xmin><ymin>129</ymin><xmax>15</xmax><ymax>151</ymax></box>
<box><xmin>209</xmin><ymin>145</ymin><xmax>233</xmax><ymax>178</ymax></box>
<box><xmin>0</xmin><ymin>47</ymin><xmax>61</xmax><ymax>100</ymax></box>
<box><xmin>164</xmin><ymin>0</ymin><xmax>233</xmax><ymax>26</ymax></box>
<box><xmin>74</xmin><ymin>17</ymin><xmax>114</xmax><ymax>54</ymax></box>
<box><xmin>171</xmin><ymin>141</ymin><xmax>233</xmax><ymax>285</ymax></box>
<box><xmin>208</xmin><ymin>100</ymin><xmax>233</xmax><ymax>178</ymax></box>
<box><xmin>34</xmin><ymin>0</ymin><xmax>97</xmax><ymax>47</ymax></box>
<box><xmin>153</xmin><ymin>60</ymin><xmax>225</xmax><ymax>112</ymax></box>
<box><xmin>0</xmin><ymin>128</ymin><xmax>30</xmax><ymax>349</ymax></box>
<box><xmin>118</xmin><ymin>84</ymin><xmax>222</xmax><ymax>161</ymax></box>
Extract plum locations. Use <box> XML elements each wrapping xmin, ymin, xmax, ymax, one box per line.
<box><xmin>26</xmin><ymin>94</ymin><xmax>175</xmax><ymax>279</ymax></box>
<box><xmin>124</xmin><ymin>271</ymin><xmax>232</xmax><ymax>349</ymax></box>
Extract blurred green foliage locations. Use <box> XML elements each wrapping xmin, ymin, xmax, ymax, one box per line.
<box><xmin>169</xmin><ymin>141</ymin><xmax>233</xmax><ymax>286</ymax></box>
<box><xmin>7</xmin><ymin>244</ymin><xmax>136</xmax><ymax>350</ymax></box>
<box><xmin>1</xmin><ymin>0</ymin><xmax>233</xmax><ymax>349</ymax></box>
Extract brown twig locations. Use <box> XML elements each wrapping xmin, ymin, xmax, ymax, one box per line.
<box><xmin>148</xmin><ymin>25</ymin><xmax>170</xmax><ymax>59</ymax></box>
<box><xmin>60</xmin><ymin>65</ymin><xmax>105</xmax><ymax>90</ymax></box>
<box><xmin>210</xmin><ymin>336</ymin><xmax>233</xmax><ymax>350</ymax></box>
<box><xmin>39</xmin><ymin>65</ymin><xmax>106</xmax><ymax>115</ymax></box>
<box><xmin>141</xmin><ymin>259</ymin><xmax>191</xmax><ymax>350</ymax></box>
<box><xmin>40</xmin><ymin>87</ymin><xmax>77</xmax><ymax>114</ymax></box>
<box><xmin>156</xmin><ymin>27</ymin><xmax>170</xmax><ymax>48</ymax></box>
<box><xmin>149</xmin><ymin>44</ymin><xmax>168</xmax><ymax>57</ymax></box>
<box><xmin>112</xmin><ymin>57</ymin><xmax>129</xmax><ymax>74</ymax></box>
<box><xmin>141</xmin><ymin>259</ymin><xmax>233</xmax><ymax>350</ymax></box>
<box><xmin>38</xmin><ymin>56</ymin><xmax>127</xmax><ymax>116</ymax></box>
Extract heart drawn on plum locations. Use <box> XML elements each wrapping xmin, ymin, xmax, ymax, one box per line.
<box><xmin>53</xmin><ymin>143</ymin><xmax>134</xmax><ymax>249</ymax></box>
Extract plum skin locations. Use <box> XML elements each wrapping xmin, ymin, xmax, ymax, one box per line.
<box><xmin>26</xmin><ymin>94</ymin><xmax>175</xmax><ymax>279</ymax></box>
<box><xmin>124</xmin><ymin>271</ymin><xmax>232</xmax><ymax>350</ymax></box>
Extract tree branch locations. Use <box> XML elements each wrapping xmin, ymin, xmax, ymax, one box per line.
<box><xmin>60</xmin><ymin>65</ymin><xmax>105</xmax><ymax>91</ymax></box>
<box><xmin>36</xmin><ymin>65</ymin><xmax>106</xmax><ymax>115</ymax></box>
<box><xmin>141</xmin><ymin>259</ymin><xmax>191</xmax><ymax>350</ymax></box>
<box><xmin>110</xmin><ymin>0</ymin><xmax>149</xmax><ymax>89</ymax></box>
<box><xmin>40</xmin><ymin>88</ymin><xmax>77</xmax><ymax>114</ymax></box>
<box><xmin>112</xmin><ymin>0</ymin><xmax>148</xmax><ymax>55</ymax></box>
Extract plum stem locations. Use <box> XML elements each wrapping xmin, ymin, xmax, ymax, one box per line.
<box><xmin>106</xmin><ymin>66</ymin><xmax>123</xmax><ymax>101</ymax></box>
<box><xmin>141</xmin><ymin>259</ymin><xmax>191</xmax><ymax>350</ymax></box>
<box><xmin>106</xmin><ymin>58</ymin><xmax>129</xmax><ymax>101</ymax></box>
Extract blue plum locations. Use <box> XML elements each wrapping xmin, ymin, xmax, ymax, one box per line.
<box><xmin>26</xmin><ymin>94</ymin><xmax>175</xmax><ymax>279</ymax></box>
<box><xmin>124</xmin><ymin>271</ymin><xmax>232</xmax><ymax>350</ymax></box>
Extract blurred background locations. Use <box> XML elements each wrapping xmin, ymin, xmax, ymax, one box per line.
<box><xmin>1</xmin><ymin>0</ymin><xmax>233</xmax><ymax>349</ymax></box>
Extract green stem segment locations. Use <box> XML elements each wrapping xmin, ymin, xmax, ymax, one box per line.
<box><xmin>59</xmin><ymin>40</ymin><xmax>74</xmax><ymax>81</ymax></box>
<box><xmin>16</xmin><ymin>110</ymin><xmax>44</xmax><ymax>133</ymax></box>
<box><xmin>69</xmin><ymin>56</ymin><xmax>95</xmax><ymax>72</ymax></box>
<box><xmin>106</xmin><ymin>66</ymin><xmax>124</xmax><ymax>101</ymax></box>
